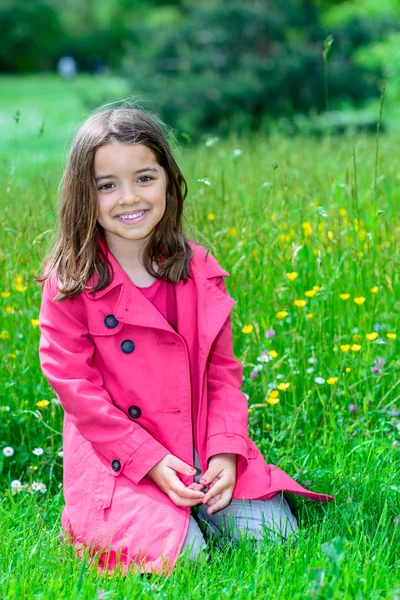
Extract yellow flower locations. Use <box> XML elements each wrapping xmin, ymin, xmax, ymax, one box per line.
<box><xmin>269</xmin><ymin>390</ymin><xmax>279</xmax><ymax>398</ymax></box>
<box><xmin>305</xmin><ymin>290</ymin><xmax>317</xmax><ymax>297</ymax></box>
<box><xmin>277</xmin><ymin>383</ymin><xmax>290</xmax><ymax>391</ymax></box>
<box><xmin>31</xmin><ymin>319</ymin><xmax>40</xmax><ymax>327</ymax></box>
<box><xmin>354</xmin><ymin>297</ymin><xmax>366</xmax><ymax>305</ymax></box>
<box><xmin>265</xmin><ymin>423</ymin><xmax>271</xmax><ymax>430</ymax></box>
<box><xmin>387</xmin><ymin>333</ymin><xmax>396</xmax><ymax>340</ymax></box>
<box><xmin>340</xmin><ymin>345</ymin><xmax>350</xmax><ymax>353</ymax></box>
<box><xmin>228</xmin><ymin>227</ymin><xmax>238</xmax><ymax>237</ymax></box>
<box><xmin>207</xmin><ymin>213</ymin><xmax>216</xmax><ymax>221</ymax></box>
<box><xmin>241</xmin><ymin>325</ymin><xmax>253</xmax><ymax>334</ymax></box>
<box><xmin>340</xmin><ymin>293</ymin><xmax>350</xmax><ymax>301</ymax></box>
<box><xmin>5</xmin><ymin>307</ymin><xmax>15</xmax><ymax>314</ymax></box>
<box><xmin>366</xmin><ymin>332</ymin><xmax>378</xmax><ymax>341</ymax></box>
<box><xmin>305</xmin><ymin>313</ymin><xmax>314</xmax><ymax>319</ymax></box>
<box><xmin>294</xmin><ymin>299</ymin><xmax>306</xmax><ymax>307</ymax></box>
<box><xmin>327</xmin><ymin>231</ymin><xmax>334</xmax><ymax>240</ymax></box>
<box><xmin>0</xmin><ymin>331</ymin><xmax>10</xmax><ymax>340</ymax></box>
<box><xmin>1</xmin><ymin>292</ymin><xmax>11</xmax><ymax>298</ymax></box>
<box><xmin>36</xmin><ymin>400</ymin><xmax>50</xmax><ymax>408</ymax></box>
<box><xmin>7</xmin><ymin>353</ymin><xmax>16</xmax><ymax>359</ymax></box>
<box><xmin>286</xmin><ymin>272</ymin><xmax>298</xmax><ymax>281</ymax></box>
<box><xmin>266</xmin><ymin>396</ymin><xmax>280</xmax><ymax>405</ymax></box>
<box><xmin>276</xmin><ymin>311</ymin><xmax>288</xmax><ymax>319</ymax></box>
<box><xmin>268</xmin><ymin>350</ymin><xmax>278</xmax><ymax>358</ymax></box>
<box><xmin>327</xmin><ymin>377</ymin><xmax>338</xmax><ymax>385</ymax></box>
<box><xmin>339</xmin><ymin>208</ymin><xmax>347</xmax><ymax>216</ymax></box>
<box><xmin>313</xmin><ymin>285</ymin><xmax>320</xmax><ymax>291</ymax></box>
<box><xmin>248</xmin><ymin>409</ymin><xmax>253</xmax><ymax>415</ymax></box>
<box><xmin>302</xmin><ymin>222</ymin><xmax>312</xmax><ymax>237</ymax></box>
<box><xmin>370</xmin><ymin>286</ymin><xmax>379</xmax><ymax>294</ymax></box>
<box><xmin>346</xmin><ymin>367</ymin><xmax>351</xmax><ymax>373</ymax></box>
<box><xmin>351</xmin><ymin>344</ymin><xmax>361</xmax><ymax>352</ymax></box>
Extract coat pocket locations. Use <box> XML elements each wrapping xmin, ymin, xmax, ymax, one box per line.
<box><xmin>94</xmin><ymin>459</ymin><xmax>117</xmax><ymax>511</ymax></box>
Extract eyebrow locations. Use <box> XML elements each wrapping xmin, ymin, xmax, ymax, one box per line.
<box><xmin>94</xmin><ymin>167</ymin><xmax>159</xmax><ymax>182</ymax></box>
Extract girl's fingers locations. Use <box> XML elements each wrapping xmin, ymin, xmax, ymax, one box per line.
<box><xmin>170</xmin><ymin>477</ymin><xmax>204</xmax><ymax>500</ymax></box>
<box><xmin>202</xmin><ymin>479</ymin><xmax>226</xmax><ymax>504</ymax></box>
<box><xmin>169</xmin><ymin>490</ymin><xmax>203</xmax><ymax>507</ymax></box>
<box><xmin>206</xmin><ymin>490</ymin><xmax>231</xmax><ymax>514</ymax></box>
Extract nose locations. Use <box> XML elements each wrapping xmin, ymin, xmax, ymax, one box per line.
<box><xmin>118</xmin><ymin>183</ymin><xmax>140</xmax><ymax>204</ymax></box>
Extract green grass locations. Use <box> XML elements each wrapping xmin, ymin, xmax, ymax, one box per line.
<box><xmin>0</xmin><ymin>74</ymin><xmax>399</xmax><ymax>599</ymax></box>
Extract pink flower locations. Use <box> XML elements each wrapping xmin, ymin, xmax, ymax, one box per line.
<box><xmin>349</xmin><ymin>404</ymin><xmax>357</xmax><ymax>413</ymax></box>
<box><xmin>264</xmin><ymin>328</ymin><xmax>276</xmax><ymax>339</ymax></box>
<box><xmin>250</xmin><ymin>370</ymin><xmax>259</xmax><ymax>379</ymax></box>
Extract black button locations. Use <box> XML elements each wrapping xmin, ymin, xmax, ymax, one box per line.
<box><xmin>111</xmin><ymin>459</ymin><xmax>121</xmax><ymax>471</ymax></box>
<box><xmin>128</xmin><ymin>405</ymin><xmax>141</xmax><ymax>418</ymax></box>
<box><xmin>104</xmin><ymin>314</ymin><xmax>118</xmax><ymax>328</ymax></box>
<box><xmin>121</xmin><ymin>340</ymin><xmax>135</xmax><ymax>353</ymax></box>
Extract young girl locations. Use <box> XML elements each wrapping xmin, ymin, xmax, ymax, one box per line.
<box><xmin>36</xmin><ymin>105</ymin><xmax>334</xmax><ymax>576</ymax></box>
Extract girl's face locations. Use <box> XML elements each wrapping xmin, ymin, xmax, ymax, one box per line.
<box><xmin>94</xmin><ymin>140</ymin><xmax>168</xmax><ymax>260</ymax></box>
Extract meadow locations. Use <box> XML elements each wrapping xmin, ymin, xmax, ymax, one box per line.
<box><xmin>0</xmin><ymin>74</ymin><xmax>399</xmax><ymax>599</ymax></box>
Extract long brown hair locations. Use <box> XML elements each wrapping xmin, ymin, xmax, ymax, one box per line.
<box><xmin>34</xmin><ymin>102</ymin><xmax>203</xmax><ymax>301</ymax></box>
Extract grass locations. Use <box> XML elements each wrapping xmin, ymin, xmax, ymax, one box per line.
<box><xmin>0</xmin><ymin>74</ymin><xmax>399</xmax><ymax>599</ymax></box>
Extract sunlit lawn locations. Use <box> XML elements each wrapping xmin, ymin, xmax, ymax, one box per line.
<box><xmin>0</xmin><ymin>74</ymin><xmax>399</xmax><ymax>599</ymax></box>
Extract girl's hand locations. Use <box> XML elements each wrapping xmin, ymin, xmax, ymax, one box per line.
<box><xmin>199</xmin><ymin>453</ymin><xmax>237</xmax><ymax>514</ymax></box>
<box><xmin>147</xmin><ymin>453</ymin><xmax>205</xmax><ymax>507</ymax></box>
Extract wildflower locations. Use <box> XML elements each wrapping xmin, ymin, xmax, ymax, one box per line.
<box><xmin>371</xmin><ymin>357</ymin><xmax>385</xmax><ymax>374</ymax></box>
<box><xmin>241</xmin><ymin>325</ymin><xmax>253</xmax><ymax>334</ymax></box>
<box><xmin>57</xmin><ymin>450</ymin><xmax>64</xmax><ymax>458</ymax></box>
<box><xmin>0</xmin><ymin>331</ymin><xmax>9</xmax><ymax>340</ymax></box>
<box><xmin>387</xmin><ymin>333</ymin><xmax>396</xmax><ymax>340</ymax></box>
<box><xmin>302</xmin><ymin>222</ymin><xmax>312</xmax><ymax>237</ymax></box>
<box><xmin>248</xmin><ymin>409</ymin><xmax>253</xmax><ymax>415</ymax></box>
<box><xmin>294</xmin><ymin>299</ymin><xmax>306</xmax><ymax>307</ymax></box>
<box><xmin>11</xmin><ymin>480</ymin><xmax>22</xmax><ymax>490</ymax></box>
<box><xmin>7</xmin><ymin>353</ymin><xmax>16</xmax><ymax>359</ymax></box>
<box><xmin>228</xmin><ymin>227</ymin><xmax>238</xmax><ymax>237</ymax></box>
<box><xmin>305</xmin><ymin>290</ymin><xmax>317</xmax><ymax>297</ymax></box>
<box><xmin>366</xmin><ymin>332</ymin><xmax>379</xmax><ymax>341</ymax></box>
<box><xmin>277</xmin><ymin>383</ymin><xmax>290</xmax><ymax>391</ymax></box>
<box><xmin>265</xmin><ymin>423</ymin><xmax>271</xmax><ymax>431</ymax></box>
<box><xmin>391</xmin><ymin>410</ymin><xmax>399</xmax><ymax>417</ymax></box>
<box><xmin>3</xmin><ymin>446</ymin><xmax>14</xmax><ymax>456</ymax></box>
<box><xmin>348</xmin><ymin>404</ymin><xmax>357</xmax><ymax>413</ymax></box>
<box><xmin>374</xmin><ymin>323</ymin><xmax>382</xmax><ymax>332</ymax></box>
<box><xmin>315</xmin><ymin>377</ymin><xmax>325</xmax><ymax>385</ymax></box>
<box><xmin>207</xmin><ymin>213</ymin><xmax>216</xmax><ymax>221</ymax></box>
<box><xmin>306</xmin><ymin>367</ymin><xmax>315</xmax><ymax>374</ymax></box>
<box><xmin>232</xmin><ymin>149</ymin><xmax>242</xmax><ymax>157</ymax></box>
<box><xmin>354</xmin><ymin>297</ymin><xmax>366</xmax><ymax>305</ymax></box>
<box><xmin>286</xmin><ymin>272</ymin><xmax>298</xmax><ymax>281</ymax></box>
<box><xmin>250</xmin><ymin>370</ymin><xmax>259</xmax><ymax>380</ymax></box>
<box><xmin>36</xmin><ymin>400</ymin><xmax>49</xmax><ymax>408</ymax></box>
<box><xmin>393</xmin><ymin>517</ymin><xmax>399</xmax><ymax>524</ymax></box>
<box><xmin>32</xmin><ymin>448</ymin><xmax>44</xmax><ymax>456</ymax></box>
<box><xmin>308</xmin><ymin>357</ymin><xmax>318</xmax><ymax>364</ymax></box>
<box><xmin>313</xmin><ymin>285</ymin><xmax>320</xmax><ymax>291</ymax></box>
<box><xmin>327</xmin><ymin>377</ymin><xmax>338</xmax><ymax>385</ymax></box>
<box><xmin>31</xmin><ymin>319</ymin><xmax>40</xmax><ymax>327</ymax></box>
<box><xmin>257</xmin><ymin>351</ymin><xmax>272</xmax><ymax>363</ymax></box>
<box><xmin>346</xmin><ymin>368</ymin><xmax>351</xmax><ymax>373</ymax></box>
<box><xmin>351</xmin><ymin>344</ymin><xmax>361</xmax><ymax>352</ymax></box>
<box><xmin>370</xmin><ymin>286</ymin><xmax>379</xmax><ymax>294</ymax></box>
<box><xmin>276</xmin><ymin>311</ymin><xmax>288</xmax><ymax>319</ymax></box>
<box><xmin>266</xmin><ymin>396</ymin><xmax>280</xmax><ymax>405</ymax></box>
<box><xmin>306</xmin><ymin>313</ymin><xmax>314</xmax><ymax>319</ymax></box>
<box><xmin>340</xmin><ymin>294</ymin><xmax>350</xmax><ymax>300</ymax></box>
<box><xmin>394</xmin><ymin>441</ymin><xmax>399</xmax><ymax>447</ymax></box>
<box><xmin>5</xmin><ymin>307</ymin><xmax>15</xmax><ymax>313</ymax></box>
<box><xmin>339</xmin><ymin>208</ymin><xmax>347</xmax><ymax>216</ymax></box>
<box><xmin>264</xmin><ymin>328</ymin><xmax>275</xmax><ymax>339</ymax></box>
<box><xmin>268</xmin><ymin>350</ymin><xmax>278</xmax><ymax>358</ymax></box>
<box><xmin>340</xmin><ymin>345</ymin><xmax>350</xmax><ymax>352</ymax></box>
<box><xmin>1</xmin><ymin>292</ymin><xmax>11</xmax><ymax>298</ymax></box>
<box><xmin>269</xmin><ymin>390</ymin><xmax>279</xmax><ymax>398</ymax></box>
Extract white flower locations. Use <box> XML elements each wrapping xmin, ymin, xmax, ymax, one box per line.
<box><xmin>315</xmin><ymin>377</ymin><xmax>326</xmax><ymax>385</ymax></box>
<box><xmin>1</xmin><ymin>406</ymin><xmax>10</xmax><ymax>411</ymax></box>
<box><xmin>57</xmin><ymin>450</ymin><xmax>64</xmax><ymax>458</ymax></box>
<box><xmin>308</xmin><ymin>357</ymin><xmax>318</xmax><ymax>365</ymax></box>
<box><xmin>204</xmin><ymin>137</ymin><xmax>219</xmax><ymax>147</ymax></box>
<box><xmin>257</xmin><ymin>351</ymin><xmax>272</xmax><ymax>363</ymax></box>
<box><xmin>32</xmin><ymin>481</ymin><xmax>40</xmax><ymax>491</ymax></box>
<box><xmin>3</xmin><ymin>446</ymin><xmax>14</xmax><ymax>456</ymax></box>
<box><xmin>253</xmin><ymin>364</ymin><xmax>263</xmax><ymax>372</ymax></box>
<box><xmin>38</xmin><ymin>483</ymin><xmax>47</xmax><ymax>494</ymax></box>
<box><xmin>197</xmin><ymin>178</ymin><xmax>211</xmax><ymax>186</ymax></box>
<box><xmin>11</xmin><ymin>480</ymin><xmax>22</xmax><ymax>489</ymax></box>
<box><xmin>32</xmin><ymin>448</ymin><xmax>44</xmax><ymax>456</ymax></box>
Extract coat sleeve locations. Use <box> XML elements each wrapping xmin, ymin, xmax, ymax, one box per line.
<box><xmin>205</xmin><ymin>276</ymin><xmax>249</xmax><ymax>475</ymax></box>
<box><xmin>38</xmin><ymin>276</ymin><xmax>170</xmax><ymax>485</ymax></box>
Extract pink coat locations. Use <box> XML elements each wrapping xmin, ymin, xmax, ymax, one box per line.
<box><xmin>38</xmin><ymin>239</ymin><xmax>334</xmax><ymax>575</ymax></box>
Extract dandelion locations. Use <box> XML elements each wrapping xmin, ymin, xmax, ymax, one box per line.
<box><xmin>241</xmin><ymin>325</ymin><xmax>253</xmax><ymax>334</ymax></box>
<box><xmin>36</xmin><ymin>400</ymin><xmax>49</xmax><ymax>408</ymax></box>
<box><xmin>276</xmin><ymin>311</ymin><xmax>288</xmax><ymax>319</ymax></box>
<box><xmin>313</xmin><ymin>285</ymin><xmax>320</xmax><ymax>291</ymax></box>
<box><xmin>315</xmin><ymin>377</ymin><xmax>325</xmax><ymax>384</ymax></box>
<box><xmin>370</xmin><ymin>286</ymin><xmax>379</xmax><ymax>294</ymax></box>
<box><xmin>1</xmin><ymin>291</ymin><xmax>11</xmax><ymax>298</ymax></box>
<box><xmin>366</xmin><ymin>332</ymin><xmax>379</xmax><ymax>341</ymax></box>
<box><xmin>387</xmin><ymin>333</ymin><xmax>396</xmax><ymax>340</ymax></box>
<box><xmin>305</xmin><ymin>290</ymin><xmax>317</xmax><ymax>297</ymax></box>
<box><xmin>228</xmin><ymin>227</ymin><xmax>238</xmax><ymax>237</ymax></box>
<box><xmin>286</xmin><ymin>272</ymin><xmax>298</xmax><ymax>281</ymax></box>
<box><xmin>277</xmin><ymin>383</ymin><xmax>290</xmax><ymax>391</ymax></box>
<box><xmin>264</xmin><ymin>328</ymin><xmax>275</xmax><ymax>339</ymax></box>
<box><xmin>306</xmin><ymin>313</ymin><xmax>314</xmax><ymax>319</ymax></box>
<box><xmin>340</xmin><ymin>345</ymin><xmax>350</xmax><ymax>353</ymax></box>
<box><xmin>351</xmin><ymin>344</ymin><xmax>361</xmax><ymax>352</ymax></box>
<box><xmin>207</xmin><ymin>213</ymin><xmax>216</xmax><ymax>221</ymax></box>
<box><xmin>294</xmin><ymin>299</ymin><xmax>306</xmax><ymax>307</ymax></box>
<box><xmin>354</xmin><ymin>297</ymin><xmax>366</xmax><ymax>305</ymax></box>
<box><xmin>32</xmin><ymin>448</ymin><xmax>44</xmax><ymax>456</ymax></box>
<box><xmin>268</xmin><ymin>350</ymin><xmax>278</xmax><ymax>358</ymax></box>
<box><xmin>327</xmin><ymin>377</ymin><xmax>338</xmax><ymax>385</ymax></box>
<box><xmin>3</xmin><ymin>446</ymin><xmax>14</xmax><ymax>456</ymax></box>
<box><xmin>346</xmin><ymin>367</ymin><xmax>351</xmax><ymax>373</ymax></box>
<box><xmin>340</xmin><ymin>294</ymin><xmax>350</xmax><ymax>301</ymax></box>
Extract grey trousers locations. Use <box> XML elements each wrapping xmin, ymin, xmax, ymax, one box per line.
<box><xmin>180</xmin><ymin>450</ymin><xmax>299</xmax><ymax>562</ymax></box>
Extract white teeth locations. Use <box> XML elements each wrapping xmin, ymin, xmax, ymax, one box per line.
<box><xmin>119</xmin><ymin>211</ymin><xmax>146</xmax><ymax>220</ymax></box>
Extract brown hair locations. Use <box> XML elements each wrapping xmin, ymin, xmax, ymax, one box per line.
<box><xmin>34</xmin><ymin>102</ymin><xmax>202</xmax><ymax>301</ymax></box>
